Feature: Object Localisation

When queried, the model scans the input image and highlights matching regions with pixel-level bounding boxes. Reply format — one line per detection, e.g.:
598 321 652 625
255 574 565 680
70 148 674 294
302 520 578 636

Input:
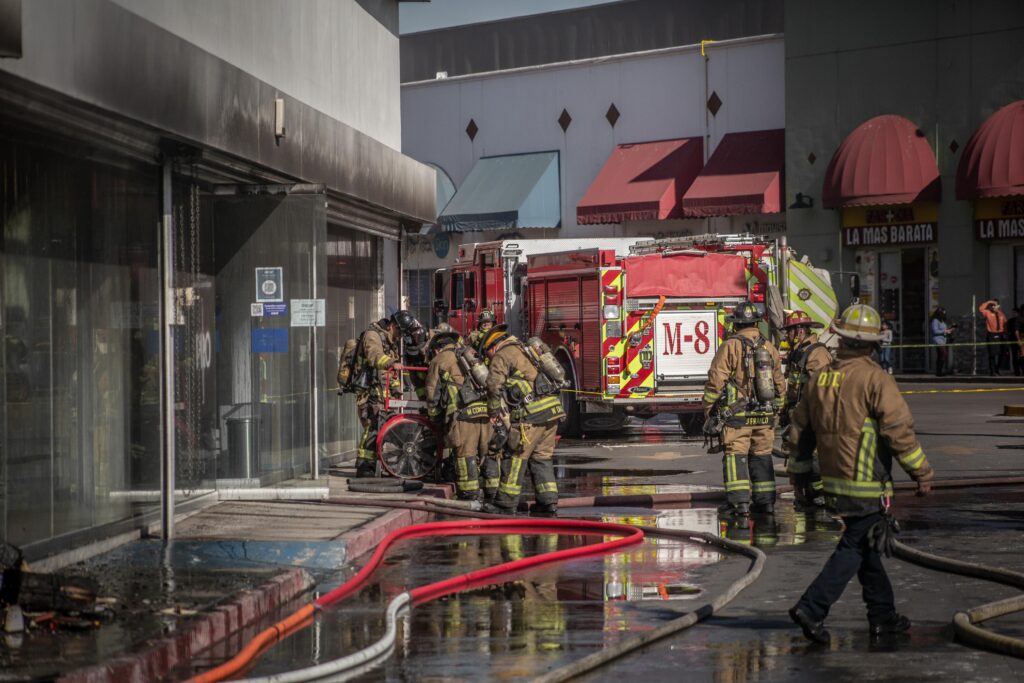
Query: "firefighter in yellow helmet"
781 310 833 510
424 327 493 501
788 303 934 644
702 301 786 516
479 325 565 516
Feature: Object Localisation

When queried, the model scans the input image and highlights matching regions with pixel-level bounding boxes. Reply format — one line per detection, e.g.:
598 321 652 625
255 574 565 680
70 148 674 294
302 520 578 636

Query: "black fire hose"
891 539 1024 658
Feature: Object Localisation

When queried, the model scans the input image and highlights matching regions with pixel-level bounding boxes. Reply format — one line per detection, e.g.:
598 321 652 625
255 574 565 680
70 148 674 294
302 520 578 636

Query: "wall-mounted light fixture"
789 192 814 209
274 97 286 143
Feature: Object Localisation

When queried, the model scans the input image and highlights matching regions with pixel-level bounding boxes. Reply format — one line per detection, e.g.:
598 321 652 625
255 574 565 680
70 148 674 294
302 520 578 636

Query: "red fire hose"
187 518 644 682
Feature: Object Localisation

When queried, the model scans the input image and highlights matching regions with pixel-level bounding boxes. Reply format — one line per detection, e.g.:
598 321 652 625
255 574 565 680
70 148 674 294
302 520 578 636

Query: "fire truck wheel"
580 411 629 434
678 413 706 436
557 356 582 438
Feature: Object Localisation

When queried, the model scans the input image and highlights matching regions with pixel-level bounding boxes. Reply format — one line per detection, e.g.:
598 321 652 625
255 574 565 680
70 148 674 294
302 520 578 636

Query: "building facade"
784 0 1024 371
400 2 787 313
0 0 434 557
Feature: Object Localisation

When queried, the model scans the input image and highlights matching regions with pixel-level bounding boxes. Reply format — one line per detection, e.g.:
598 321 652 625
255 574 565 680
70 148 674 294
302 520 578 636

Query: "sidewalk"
4 473 453 683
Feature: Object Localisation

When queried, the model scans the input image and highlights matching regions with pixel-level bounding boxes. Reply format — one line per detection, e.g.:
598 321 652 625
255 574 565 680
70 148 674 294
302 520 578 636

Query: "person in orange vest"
979 299 1008 375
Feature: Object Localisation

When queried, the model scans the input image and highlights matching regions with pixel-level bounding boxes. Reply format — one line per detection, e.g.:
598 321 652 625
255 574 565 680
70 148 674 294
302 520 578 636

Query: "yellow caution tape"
899 386 1024 396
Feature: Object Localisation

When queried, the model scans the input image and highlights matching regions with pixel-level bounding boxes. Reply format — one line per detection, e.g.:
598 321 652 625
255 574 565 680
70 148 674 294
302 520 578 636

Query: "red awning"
576 138 703 224
680 129 784 217
823 115 941 208
956 101 1024 199
623 251 748 299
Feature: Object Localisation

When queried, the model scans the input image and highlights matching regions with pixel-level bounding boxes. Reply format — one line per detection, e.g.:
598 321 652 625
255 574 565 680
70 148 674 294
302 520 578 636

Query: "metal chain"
182 181 202 487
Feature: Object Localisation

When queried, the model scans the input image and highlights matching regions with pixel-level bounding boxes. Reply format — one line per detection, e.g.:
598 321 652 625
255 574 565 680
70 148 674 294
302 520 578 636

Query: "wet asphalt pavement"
3 382 1023 681
235 384 1024 682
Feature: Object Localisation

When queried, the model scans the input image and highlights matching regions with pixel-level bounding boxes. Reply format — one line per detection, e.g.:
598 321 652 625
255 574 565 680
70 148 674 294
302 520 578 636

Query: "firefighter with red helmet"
781 310 833 509
702 301 786 516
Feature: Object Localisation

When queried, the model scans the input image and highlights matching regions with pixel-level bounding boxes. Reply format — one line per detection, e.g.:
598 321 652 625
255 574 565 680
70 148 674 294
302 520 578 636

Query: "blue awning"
439 152 561 232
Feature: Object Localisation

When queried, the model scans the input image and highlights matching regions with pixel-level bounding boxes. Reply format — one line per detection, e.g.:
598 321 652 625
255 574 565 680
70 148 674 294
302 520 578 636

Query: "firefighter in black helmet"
352 310 421 478
702 301 786 516
468 309 497 351
479 325 565 516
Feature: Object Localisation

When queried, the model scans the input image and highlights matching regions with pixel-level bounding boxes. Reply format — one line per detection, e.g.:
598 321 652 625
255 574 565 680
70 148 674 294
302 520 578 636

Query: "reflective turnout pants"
722 424 776 506
796 512 895 624
450 418 494 499
356 402 385 474
494 421 559 510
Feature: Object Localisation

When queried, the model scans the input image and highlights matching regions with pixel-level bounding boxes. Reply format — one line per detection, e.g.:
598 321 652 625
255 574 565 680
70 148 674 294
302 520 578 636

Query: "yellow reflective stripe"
787 458 813 474
811 480 824 491
462 404 489 417
752 482 777 492
483 478 500 488
822 476 892 498
356 449 376 461
536 482 558 493
856 418 878 482
725 480 751 491
703 390 720 403
898 446 926 470
457 480 480 491
526 395 563 414
376 354 392 368
499 458 524 495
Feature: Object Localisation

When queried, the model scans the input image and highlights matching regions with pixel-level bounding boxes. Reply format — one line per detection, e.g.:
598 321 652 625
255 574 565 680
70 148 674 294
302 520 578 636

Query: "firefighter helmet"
781 310 824 330
427 329 460 357
478 323 511 355
478 310 496 325
728 301 761 326
832 304 883 342
391 309 419 333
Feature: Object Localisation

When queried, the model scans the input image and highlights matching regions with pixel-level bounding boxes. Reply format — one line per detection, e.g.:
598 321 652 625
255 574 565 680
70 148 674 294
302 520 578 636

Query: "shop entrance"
170 179 327 493
878 248 927 372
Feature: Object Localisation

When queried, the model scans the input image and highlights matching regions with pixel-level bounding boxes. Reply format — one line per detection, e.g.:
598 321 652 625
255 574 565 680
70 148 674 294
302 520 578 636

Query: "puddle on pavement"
239 531 728 681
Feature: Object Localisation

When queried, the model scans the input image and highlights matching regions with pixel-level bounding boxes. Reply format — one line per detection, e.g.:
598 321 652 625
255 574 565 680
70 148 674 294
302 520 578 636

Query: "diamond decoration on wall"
706 91 722 116
465 119 478 141
949 139 959 153
606 103 620 127
807 152 817 165
558 108 572 132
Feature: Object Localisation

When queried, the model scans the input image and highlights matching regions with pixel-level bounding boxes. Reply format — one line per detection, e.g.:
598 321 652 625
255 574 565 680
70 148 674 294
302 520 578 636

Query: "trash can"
225 416 255 479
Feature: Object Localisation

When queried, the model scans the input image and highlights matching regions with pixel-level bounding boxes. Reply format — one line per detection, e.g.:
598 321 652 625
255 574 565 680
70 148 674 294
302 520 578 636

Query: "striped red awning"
956 100 1024 199
823 115 941 208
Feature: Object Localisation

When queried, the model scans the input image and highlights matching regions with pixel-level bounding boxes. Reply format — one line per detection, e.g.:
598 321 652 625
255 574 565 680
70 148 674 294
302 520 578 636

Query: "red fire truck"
434 234 835 436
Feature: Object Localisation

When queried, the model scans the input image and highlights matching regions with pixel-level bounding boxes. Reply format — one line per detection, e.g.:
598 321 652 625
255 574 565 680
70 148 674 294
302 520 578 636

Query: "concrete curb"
57 568 314 683
337 483 455 561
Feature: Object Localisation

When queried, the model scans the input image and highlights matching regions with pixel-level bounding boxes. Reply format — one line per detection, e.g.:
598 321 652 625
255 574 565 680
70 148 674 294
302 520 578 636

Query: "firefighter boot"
721 453 752 515
454 456 482 502
485 456 527 515
528 458 559 517
748 453 777 514
479 455 501 503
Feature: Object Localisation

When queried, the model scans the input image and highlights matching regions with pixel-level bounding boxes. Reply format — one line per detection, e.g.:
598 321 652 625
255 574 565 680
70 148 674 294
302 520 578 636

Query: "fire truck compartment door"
653 310 718 384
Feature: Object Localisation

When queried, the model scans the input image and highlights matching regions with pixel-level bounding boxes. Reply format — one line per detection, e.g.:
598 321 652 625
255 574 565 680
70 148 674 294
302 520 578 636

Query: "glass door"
170 179 327 495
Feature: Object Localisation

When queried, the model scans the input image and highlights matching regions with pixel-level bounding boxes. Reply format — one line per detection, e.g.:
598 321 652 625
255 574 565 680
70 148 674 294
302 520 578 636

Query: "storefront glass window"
170 179 329 492
324 227 380 457
1 136 161 546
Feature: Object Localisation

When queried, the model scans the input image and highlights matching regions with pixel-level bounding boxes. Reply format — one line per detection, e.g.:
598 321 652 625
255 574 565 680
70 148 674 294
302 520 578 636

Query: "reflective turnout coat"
789 348 934 516
485 338 564 425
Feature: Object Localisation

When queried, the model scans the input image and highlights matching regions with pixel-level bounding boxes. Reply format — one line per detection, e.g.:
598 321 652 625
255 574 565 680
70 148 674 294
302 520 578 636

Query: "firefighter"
480 325 565 516
353 310 420 478
424 328 493 500
467 309 497 351
702 300 786 516
781 310 833 509
788 304 934 644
